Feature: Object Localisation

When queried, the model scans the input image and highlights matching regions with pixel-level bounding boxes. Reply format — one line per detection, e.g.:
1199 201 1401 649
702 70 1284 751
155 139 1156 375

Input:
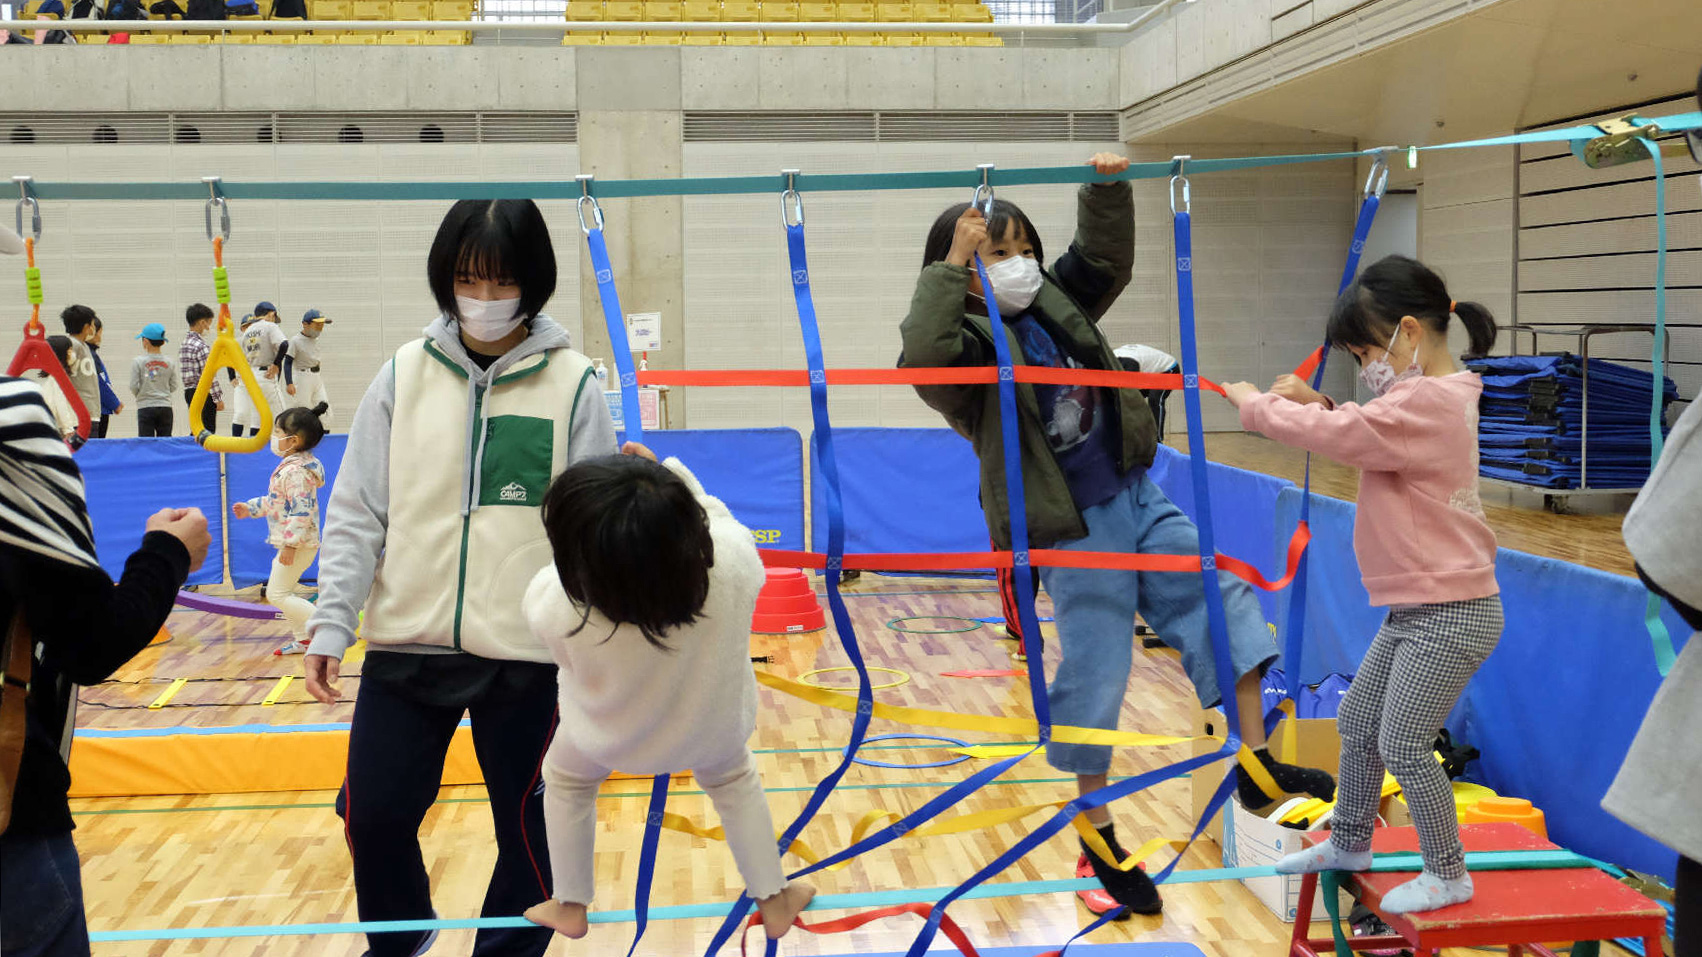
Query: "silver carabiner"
1362 149 1393 200
1169 155 1191 214
971 163 995 215
780 168 804 228
14 175 40 242
202 176 230 242
576 174 604 235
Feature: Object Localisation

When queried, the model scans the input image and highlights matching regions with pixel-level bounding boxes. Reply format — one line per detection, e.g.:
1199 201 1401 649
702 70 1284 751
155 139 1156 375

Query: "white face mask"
270 433 295 458
455 295 525 342
1358 325 1423 397
982 256 1043 316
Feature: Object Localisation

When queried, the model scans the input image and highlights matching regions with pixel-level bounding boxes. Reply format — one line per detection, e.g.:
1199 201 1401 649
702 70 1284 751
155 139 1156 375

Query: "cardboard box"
1189 708 1342 846
1221 792 1358 921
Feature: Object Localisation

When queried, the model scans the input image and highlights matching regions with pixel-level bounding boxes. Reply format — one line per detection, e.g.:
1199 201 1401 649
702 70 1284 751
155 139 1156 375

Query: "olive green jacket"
898 181 1154 549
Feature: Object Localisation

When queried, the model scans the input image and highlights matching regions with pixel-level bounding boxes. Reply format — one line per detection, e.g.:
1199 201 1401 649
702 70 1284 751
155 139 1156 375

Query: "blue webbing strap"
626 773 670 957
1280 174 1385 715
582 219 645 444
701 193 880 956
1631 135 1678 676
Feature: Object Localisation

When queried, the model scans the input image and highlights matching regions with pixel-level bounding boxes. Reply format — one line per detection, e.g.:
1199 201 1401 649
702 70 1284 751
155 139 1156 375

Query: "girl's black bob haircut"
921 199 1045 271
427 199 557 327
1326 254 1497 360
541 455 716 651
275 402 331 452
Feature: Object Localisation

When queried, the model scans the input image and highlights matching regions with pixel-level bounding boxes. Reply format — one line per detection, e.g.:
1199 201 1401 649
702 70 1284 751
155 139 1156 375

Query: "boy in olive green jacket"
899 153 1334 917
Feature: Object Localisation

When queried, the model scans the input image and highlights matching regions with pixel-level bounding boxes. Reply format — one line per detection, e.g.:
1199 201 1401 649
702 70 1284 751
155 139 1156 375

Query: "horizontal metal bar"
0 15 1122 32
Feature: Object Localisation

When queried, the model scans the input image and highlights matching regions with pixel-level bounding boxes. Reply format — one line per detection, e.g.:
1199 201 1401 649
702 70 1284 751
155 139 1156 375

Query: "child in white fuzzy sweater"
522 442 814 942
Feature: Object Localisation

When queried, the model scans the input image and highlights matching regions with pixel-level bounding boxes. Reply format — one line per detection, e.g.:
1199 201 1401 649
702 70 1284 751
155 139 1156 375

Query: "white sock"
1380 872 1473 914
1274 839 1373 875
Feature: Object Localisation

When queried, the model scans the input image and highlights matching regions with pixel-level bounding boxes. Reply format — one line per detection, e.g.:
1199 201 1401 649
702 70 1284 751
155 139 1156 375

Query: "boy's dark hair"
426 199 557 328
186 303 215 327
60 304 97 336
540 455 715 650
921 199 1045 272
1327 255 1497 360
275 402 330 451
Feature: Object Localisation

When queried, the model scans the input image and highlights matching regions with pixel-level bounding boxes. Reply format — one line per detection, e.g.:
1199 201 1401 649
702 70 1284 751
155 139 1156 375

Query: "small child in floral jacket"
233 401 330 655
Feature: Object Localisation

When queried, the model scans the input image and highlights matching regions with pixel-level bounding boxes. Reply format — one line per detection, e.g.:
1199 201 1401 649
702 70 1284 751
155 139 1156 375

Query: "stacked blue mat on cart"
1466 354 1678 489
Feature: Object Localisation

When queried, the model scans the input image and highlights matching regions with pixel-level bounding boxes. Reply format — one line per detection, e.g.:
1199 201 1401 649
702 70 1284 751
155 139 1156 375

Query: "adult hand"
1270 374 1327 407
286 384 297 396
265 366 278 381
146 507 211 572
622 441 658 462
305 654 341 704
1088 152 1131 176
1220 381 1261 409
116 404 125 414
232 502 250 519
215 400 226 412
945 206 988 268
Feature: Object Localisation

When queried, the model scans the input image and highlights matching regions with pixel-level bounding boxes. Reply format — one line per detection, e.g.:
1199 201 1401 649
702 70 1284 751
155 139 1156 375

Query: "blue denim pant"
0 829 90 957
1040 475 1278 775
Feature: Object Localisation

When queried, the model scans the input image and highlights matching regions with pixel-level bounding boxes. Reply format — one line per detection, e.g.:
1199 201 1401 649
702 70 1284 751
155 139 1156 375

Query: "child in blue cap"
130 322 181 437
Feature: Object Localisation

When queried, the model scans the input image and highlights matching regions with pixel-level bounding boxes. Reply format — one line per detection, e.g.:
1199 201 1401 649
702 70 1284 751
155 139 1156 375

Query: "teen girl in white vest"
304 199 617 957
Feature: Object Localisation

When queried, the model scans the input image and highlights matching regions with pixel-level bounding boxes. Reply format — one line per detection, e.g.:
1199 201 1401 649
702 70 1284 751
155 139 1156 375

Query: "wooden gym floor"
68 433 1638 956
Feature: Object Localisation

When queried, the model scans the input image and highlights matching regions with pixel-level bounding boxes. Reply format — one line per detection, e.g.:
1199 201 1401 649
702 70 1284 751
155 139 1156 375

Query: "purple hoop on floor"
846 733 972 770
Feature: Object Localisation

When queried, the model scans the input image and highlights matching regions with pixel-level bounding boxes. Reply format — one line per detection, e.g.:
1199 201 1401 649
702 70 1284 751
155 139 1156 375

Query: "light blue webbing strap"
1629 134 1677 676
577 180 645 445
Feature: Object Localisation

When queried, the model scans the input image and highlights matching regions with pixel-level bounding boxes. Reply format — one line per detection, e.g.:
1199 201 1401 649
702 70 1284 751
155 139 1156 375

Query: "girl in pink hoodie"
1221 255 1502 914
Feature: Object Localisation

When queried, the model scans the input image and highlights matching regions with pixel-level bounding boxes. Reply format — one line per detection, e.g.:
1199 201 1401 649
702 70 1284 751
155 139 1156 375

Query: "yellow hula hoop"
796 666 910 691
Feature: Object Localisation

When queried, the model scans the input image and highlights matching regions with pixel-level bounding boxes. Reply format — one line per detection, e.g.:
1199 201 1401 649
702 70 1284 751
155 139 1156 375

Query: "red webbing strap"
756 521 1310 593
739 904 981 957
638 366 1225 394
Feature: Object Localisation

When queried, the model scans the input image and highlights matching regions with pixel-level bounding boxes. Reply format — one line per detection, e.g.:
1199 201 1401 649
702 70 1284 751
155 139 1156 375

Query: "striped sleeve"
0 376 100 569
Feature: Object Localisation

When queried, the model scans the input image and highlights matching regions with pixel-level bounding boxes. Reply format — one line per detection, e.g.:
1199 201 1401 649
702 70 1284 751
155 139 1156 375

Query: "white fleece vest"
363 338 596 662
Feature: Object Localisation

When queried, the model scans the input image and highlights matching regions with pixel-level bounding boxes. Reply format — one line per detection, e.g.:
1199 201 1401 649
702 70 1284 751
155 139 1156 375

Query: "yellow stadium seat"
127 32 168 42
336 30 378 40
642 30 682 41
759 1 796 18
797 1 832 19
169 33 214 42
763 29 803 42
351 0 389 17
874 2 909 19
839 29 879 42
565 0 604 18
799 29 839 43
679 0 717 18
602 27 645 40
720 0 758 18
391 0 430 17
835 1 871 18
720 28 759 42
309 0 351 16
642 0 679 18
950 2 989 19
884 30 923 43
262 33 298 42
560 29 602 42
429 0 472 17
680 29 721 42
603 0 642 18
422 27 467 39
930 31 963 43
380 29 420 40
220 33 256 41
960 29 998 44
912 0 948 17
294 32 335 41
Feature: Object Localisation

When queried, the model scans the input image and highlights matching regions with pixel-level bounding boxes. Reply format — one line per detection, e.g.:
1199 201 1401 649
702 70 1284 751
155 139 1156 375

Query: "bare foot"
524 899 589 939
757 882 816 940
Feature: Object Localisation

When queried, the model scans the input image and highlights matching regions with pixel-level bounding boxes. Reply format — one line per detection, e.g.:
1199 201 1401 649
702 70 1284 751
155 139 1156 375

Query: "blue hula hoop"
846 733 972 770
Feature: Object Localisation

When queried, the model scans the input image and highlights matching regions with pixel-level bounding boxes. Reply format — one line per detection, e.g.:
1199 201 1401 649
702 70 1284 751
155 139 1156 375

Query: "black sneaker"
1079 838 1163 916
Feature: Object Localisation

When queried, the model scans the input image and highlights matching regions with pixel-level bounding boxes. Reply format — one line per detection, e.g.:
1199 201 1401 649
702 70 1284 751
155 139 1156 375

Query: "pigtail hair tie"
1449 300 1458 313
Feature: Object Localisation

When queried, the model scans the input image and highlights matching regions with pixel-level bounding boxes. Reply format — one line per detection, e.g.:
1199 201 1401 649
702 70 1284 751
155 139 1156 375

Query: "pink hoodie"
1239 373 1498 607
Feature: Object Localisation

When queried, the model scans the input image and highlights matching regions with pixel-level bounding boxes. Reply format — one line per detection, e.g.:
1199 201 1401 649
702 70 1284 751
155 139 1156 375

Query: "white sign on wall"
626 312 662 353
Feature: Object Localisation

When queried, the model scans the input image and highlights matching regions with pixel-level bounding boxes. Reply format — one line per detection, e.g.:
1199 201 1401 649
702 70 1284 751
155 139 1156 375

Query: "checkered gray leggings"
1330 596 1504 879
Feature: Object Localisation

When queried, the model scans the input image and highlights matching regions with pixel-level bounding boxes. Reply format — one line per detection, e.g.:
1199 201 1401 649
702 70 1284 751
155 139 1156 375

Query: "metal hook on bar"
1169 155 1191 214
14 175 40 243
780 168 804 228
202 176 230 243
1362 147 1395 200
971 163 995 215
576 173 604 235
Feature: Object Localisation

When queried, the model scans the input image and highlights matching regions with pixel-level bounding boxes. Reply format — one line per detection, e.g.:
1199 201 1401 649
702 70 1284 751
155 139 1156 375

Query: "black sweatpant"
1680 855 1700 957
136 407 172 438
338 661 558 957
183 388 216 436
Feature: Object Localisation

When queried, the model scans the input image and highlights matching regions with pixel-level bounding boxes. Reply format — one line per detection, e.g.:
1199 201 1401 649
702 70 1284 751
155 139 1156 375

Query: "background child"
180 303 224 437
232 302 289 437
57 304 103 426
88 316 122 439
283 308 333 425
898 153 1334 918
232 402 329 656
1223 254 1503 914
27 335 86 447
522 443 814 942
129 322 180 438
